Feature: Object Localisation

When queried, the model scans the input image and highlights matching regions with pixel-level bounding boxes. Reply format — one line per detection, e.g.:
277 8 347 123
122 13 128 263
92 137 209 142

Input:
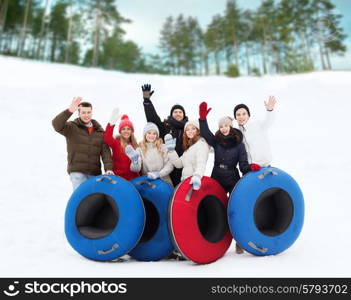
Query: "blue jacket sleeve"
199 119 216 147
143 100 167 139
238 143 250 175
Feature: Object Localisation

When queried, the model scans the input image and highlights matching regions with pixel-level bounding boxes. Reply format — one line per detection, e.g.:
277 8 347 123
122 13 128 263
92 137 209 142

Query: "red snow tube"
169 176 232 264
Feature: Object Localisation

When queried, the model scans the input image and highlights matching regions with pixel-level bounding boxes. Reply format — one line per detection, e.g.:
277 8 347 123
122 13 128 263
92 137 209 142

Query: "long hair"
182 129 201 151
139 136 165 157
114 133 139 149
214 127 242 145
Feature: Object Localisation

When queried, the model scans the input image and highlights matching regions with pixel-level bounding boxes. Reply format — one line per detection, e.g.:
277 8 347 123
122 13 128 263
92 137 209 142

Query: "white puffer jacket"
238 110 275 167
168 137 210 181
135 143 174 186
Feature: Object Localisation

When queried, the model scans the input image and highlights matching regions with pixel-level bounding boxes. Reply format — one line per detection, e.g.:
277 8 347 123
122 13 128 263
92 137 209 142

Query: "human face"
235 108 249 126
145 130 158 143
120 126 132 140
185 125 198 139
78 106 92 124
172 109 184 122
220 124 231 136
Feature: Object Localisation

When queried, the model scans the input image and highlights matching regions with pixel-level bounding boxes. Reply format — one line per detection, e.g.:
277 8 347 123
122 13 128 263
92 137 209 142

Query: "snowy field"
0 55 350 277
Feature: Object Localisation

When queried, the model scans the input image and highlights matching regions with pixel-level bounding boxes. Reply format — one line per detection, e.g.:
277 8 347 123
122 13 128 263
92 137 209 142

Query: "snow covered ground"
0 55 350 277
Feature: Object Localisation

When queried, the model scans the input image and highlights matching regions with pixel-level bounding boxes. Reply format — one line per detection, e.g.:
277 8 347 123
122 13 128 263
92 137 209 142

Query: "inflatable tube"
65 175 145 261
128 176 174 261
228 167 304 256
169 176 232 264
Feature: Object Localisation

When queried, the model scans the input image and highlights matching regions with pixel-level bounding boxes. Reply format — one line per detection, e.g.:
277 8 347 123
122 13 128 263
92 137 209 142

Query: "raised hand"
264 96 277 111
68 96 82 113
141 84 154 101
125 145 140 165
199 101 212 120
164 134 176 152
109 107 121 125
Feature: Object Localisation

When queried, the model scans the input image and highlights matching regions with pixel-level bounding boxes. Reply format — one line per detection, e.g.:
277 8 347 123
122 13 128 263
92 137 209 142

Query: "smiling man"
52 97 113 190
233 96 277 169
141 84 188 186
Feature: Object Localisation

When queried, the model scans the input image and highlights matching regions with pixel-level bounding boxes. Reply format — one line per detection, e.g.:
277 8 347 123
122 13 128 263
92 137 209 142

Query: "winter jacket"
237 110 275 167
52 109 113 175
133 143 174 186
104 123 140 181
199 119 250 192
143 100 188 185
168 137 210 181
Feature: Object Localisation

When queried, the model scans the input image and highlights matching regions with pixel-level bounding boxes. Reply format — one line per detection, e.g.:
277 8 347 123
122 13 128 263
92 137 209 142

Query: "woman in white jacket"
233 96 277 169
165 120 210 190
125 122 174 186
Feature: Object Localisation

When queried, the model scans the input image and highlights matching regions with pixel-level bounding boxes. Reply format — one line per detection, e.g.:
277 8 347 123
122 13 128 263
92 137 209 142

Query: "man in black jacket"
142 84 188 187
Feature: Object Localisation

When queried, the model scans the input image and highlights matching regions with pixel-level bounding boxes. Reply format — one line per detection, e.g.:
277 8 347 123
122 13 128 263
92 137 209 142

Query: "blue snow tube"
65 175 145 261
228 167 304 256
128 176 174 261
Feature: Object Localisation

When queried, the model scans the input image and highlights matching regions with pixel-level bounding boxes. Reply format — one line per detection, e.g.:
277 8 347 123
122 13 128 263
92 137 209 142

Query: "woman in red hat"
104 108 140 180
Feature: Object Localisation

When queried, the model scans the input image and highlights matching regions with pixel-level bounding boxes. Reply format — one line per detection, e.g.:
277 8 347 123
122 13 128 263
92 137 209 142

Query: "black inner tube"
75 193 118 239
197 195 228 243
254 188 294 237
139 198 160 243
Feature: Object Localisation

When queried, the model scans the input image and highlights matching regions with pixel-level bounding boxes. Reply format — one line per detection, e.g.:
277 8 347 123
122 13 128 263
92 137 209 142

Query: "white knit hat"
218 116 233 127
184 120 200 131
143 122 159 137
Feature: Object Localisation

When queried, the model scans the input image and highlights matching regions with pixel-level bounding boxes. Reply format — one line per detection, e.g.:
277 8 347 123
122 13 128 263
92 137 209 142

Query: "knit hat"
233 104 250 119
143 122 159 137
218 116 233 127
170 104 186 118
184 119 200 131
118 114 134 132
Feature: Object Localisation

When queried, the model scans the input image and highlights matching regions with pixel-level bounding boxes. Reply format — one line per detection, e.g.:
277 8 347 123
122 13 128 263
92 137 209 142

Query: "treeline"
0 0 164 73
159 0 347 76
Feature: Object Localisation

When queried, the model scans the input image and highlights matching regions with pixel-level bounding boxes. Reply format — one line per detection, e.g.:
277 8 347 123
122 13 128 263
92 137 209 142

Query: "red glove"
250 163 261 171
199 102 212 120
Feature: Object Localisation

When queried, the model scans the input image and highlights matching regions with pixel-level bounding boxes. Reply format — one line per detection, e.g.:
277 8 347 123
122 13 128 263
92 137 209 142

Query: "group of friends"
52 84 277 256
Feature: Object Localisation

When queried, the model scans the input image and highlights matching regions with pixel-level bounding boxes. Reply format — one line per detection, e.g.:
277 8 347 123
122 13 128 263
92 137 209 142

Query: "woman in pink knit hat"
104 108 140 180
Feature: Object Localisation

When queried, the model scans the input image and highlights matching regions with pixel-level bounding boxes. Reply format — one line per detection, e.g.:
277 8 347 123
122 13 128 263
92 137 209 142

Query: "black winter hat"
233 104 250 119
170 104 186 117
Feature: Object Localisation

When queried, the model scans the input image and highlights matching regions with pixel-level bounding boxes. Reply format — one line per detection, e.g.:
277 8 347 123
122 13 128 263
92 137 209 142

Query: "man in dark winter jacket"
52 97 114 190
142 84 188 187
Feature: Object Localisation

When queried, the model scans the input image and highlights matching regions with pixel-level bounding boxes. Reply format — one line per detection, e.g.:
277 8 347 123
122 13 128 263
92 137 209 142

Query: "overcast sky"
118 0 351 70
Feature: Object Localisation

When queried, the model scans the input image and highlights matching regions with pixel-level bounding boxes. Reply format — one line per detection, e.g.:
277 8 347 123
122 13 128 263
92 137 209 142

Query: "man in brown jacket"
52 97 114 190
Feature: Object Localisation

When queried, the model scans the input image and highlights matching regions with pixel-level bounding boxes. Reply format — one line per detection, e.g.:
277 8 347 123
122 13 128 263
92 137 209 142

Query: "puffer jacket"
237 110 275 166
168 137 210 181
52 109 113 175
199 119 250 192
134 143 174 186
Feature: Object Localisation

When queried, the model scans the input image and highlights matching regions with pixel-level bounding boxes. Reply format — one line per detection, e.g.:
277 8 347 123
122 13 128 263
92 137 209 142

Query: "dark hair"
78 102 92 109
214 127 242 145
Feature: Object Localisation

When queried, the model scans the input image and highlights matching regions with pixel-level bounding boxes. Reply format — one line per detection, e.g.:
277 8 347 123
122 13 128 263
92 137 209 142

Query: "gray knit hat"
218 116 233 127
184 119 200 131
143 122 159 137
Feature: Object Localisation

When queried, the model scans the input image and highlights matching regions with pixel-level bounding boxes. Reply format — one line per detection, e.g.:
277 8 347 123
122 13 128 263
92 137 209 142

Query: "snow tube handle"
258 169 278 180
135 180 156 189
97 243 119 255
96 175 117 184
248 241 268 254
185 186 194 201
